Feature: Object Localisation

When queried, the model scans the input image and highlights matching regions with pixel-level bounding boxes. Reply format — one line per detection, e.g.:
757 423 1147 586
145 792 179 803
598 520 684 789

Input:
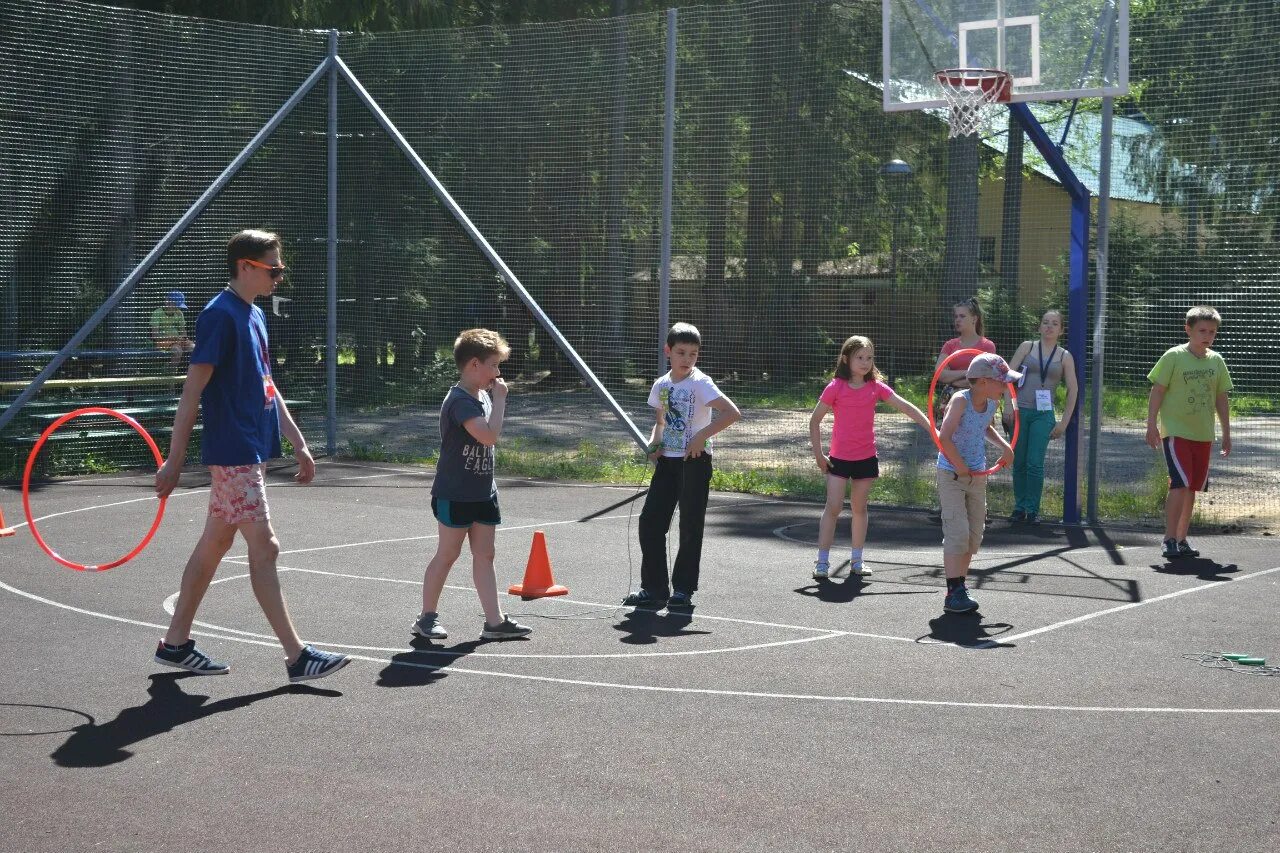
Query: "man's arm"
275 393 315 484
155 363 213 497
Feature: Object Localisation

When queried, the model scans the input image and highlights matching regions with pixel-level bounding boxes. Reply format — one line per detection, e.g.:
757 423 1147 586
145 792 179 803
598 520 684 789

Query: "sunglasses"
243 258 287 279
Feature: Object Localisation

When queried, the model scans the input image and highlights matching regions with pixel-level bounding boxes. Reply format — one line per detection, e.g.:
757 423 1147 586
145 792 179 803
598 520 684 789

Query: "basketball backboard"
882 0 1128 111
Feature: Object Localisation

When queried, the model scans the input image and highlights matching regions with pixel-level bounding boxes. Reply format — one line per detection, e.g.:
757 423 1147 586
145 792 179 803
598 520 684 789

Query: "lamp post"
879 159 913 384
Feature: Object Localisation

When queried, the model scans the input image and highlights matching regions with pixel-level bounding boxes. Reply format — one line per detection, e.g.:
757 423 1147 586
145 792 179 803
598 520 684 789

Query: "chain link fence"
1 0 1275 529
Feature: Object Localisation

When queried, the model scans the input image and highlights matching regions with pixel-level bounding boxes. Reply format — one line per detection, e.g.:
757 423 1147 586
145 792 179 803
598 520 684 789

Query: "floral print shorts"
208 464 270 524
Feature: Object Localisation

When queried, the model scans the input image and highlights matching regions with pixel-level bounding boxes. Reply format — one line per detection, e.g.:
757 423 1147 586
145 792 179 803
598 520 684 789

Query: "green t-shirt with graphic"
151 307 186 340
1147 344 1233 441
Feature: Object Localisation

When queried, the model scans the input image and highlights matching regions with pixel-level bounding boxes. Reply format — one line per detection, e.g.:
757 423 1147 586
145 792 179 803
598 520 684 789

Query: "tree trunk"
941 133 981 336
1000 114 1024 303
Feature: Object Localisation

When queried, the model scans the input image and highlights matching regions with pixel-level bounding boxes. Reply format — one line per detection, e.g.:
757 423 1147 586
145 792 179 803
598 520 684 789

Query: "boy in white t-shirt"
624 323 741 612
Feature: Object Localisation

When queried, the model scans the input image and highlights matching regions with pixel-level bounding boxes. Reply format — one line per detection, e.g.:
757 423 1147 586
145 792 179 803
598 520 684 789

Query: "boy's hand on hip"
489 378 508 401
684 436 706 458
295 447 316 484
1144 425 1161 450
155 458 181 498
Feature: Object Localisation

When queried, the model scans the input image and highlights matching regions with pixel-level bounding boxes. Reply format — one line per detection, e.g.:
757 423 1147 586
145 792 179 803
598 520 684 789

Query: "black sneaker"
667 591 695 612
154 639 229 675
1161 538 1181 560
622 589 668 609
1008 510 1026 523
287 645 350 683
1024 512 1040 526
1177 539 1200 558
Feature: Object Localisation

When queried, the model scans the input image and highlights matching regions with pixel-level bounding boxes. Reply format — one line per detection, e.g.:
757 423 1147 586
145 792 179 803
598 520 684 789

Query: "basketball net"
935 68 1013 138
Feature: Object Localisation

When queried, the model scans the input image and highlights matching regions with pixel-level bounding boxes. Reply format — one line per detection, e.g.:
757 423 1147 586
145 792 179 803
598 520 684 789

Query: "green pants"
1012 407 1056 515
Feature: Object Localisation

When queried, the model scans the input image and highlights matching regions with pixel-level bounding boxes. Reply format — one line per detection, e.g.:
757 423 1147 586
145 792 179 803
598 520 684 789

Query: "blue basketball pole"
1008 103 1089 525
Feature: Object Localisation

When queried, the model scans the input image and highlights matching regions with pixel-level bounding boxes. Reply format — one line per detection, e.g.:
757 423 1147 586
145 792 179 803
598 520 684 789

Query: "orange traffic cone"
0 504 15 538
508 531 568 599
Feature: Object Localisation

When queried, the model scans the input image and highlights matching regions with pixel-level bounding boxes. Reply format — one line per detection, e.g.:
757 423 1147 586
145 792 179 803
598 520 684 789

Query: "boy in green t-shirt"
151 290 194 369
1145 306 1233 560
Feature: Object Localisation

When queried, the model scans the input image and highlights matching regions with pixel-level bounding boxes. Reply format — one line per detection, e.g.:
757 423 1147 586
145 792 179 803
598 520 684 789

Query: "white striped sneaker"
154 639 229 675
287 645 350 683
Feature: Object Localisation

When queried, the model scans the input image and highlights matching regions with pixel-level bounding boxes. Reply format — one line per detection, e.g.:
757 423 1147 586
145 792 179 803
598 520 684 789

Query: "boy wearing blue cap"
151 290 194 369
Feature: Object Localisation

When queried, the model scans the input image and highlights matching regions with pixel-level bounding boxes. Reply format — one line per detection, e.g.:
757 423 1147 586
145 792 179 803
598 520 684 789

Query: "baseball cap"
166 290 187 309
965 352 1023 383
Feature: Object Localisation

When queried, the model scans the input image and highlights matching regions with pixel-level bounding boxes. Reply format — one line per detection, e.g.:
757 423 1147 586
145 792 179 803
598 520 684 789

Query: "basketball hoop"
935 68 1013 138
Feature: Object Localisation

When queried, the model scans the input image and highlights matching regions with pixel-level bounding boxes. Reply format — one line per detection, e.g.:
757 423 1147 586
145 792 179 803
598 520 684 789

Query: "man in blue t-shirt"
152 230 349 683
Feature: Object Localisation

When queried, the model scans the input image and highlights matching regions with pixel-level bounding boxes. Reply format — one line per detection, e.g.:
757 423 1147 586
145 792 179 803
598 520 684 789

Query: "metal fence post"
1088 96 1114 523
658 8 676 375
326 29 339 457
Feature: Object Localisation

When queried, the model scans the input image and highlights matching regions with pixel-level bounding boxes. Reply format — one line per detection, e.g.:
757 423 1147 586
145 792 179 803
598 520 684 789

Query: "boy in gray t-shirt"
414 329 532 642
433 385 497 503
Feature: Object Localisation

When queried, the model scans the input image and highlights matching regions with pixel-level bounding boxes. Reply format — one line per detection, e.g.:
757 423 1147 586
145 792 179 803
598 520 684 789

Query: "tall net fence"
1 0 1276 529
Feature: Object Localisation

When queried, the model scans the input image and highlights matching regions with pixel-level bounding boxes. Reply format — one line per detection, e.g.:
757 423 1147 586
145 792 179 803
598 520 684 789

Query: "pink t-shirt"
939 337 997 373
819 378 893 462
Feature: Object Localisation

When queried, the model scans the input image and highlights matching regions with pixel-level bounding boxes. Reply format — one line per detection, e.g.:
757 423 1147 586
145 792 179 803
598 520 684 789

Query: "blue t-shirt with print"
190 288 282 466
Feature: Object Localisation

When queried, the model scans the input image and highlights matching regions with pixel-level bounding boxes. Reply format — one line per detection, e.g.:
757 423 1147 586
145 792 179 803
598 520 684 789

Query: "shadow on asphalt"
612 608 711 645
50 673 339 767
919 613 1015 648
1152 558 1239 582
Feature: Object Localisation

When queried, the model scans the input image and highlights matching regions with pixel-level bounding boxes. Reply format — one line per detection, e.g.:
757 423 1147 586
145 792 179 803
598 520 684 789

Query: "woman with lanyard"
1002 309 1079 524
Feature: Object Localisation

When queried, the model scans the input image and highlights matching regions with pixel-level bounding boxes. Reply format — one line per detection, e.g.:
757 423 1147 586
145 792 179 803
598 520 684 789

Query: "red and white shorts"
208 464 270 524
1162 437 1211 492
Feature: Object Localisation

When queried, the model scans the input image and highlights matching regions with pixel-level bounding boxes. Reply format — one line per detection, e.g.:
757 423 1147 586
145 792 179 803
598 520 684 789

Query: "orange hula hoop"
928 348 1019 476
22 407 167 572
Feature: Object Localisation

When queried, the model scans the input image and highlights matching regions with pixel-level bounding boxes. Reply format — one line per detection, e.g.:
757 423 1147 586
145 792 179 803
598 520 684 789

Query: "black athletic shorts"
827 455 880 480
431 495 501 528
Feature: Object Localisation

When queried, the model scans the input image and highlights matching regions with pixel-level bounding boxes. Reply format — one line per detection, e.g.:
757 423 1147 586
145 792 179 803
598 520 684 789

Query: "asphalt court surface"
2 459 1278 852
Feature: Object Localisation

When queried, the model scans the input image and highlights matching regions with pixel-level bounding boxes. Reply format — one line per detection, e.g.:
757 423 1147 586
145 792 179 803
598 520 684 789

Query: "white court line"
228 496 787 559
978 565 1280 648
0 468 412 532
193 563 913 654
1 577 1276 715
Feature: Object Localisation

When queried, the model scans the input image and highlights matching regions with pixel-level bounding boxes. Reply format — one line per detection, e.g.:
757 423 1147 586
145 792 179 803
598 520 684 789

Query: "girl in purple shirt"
808 336 934 580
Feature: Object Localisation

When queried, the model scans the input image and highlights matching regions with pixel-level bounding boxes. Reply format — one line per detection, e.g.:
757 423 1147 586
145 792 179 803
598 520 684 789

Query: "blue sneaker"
287 645 350 683
154 639 229 675
667 591 694 612
943 586 979 614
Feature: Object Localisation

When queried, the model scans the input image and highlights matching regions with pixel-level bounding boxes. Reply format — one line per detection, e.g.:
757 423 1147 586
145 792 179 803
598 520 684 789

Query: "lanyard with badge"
1034 341 1057 412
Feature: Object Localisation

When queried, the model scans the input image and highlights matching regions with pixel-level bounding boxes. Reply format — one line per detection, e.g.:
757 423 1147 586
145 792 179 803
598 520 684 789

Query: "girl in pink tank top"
808 336 935 580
